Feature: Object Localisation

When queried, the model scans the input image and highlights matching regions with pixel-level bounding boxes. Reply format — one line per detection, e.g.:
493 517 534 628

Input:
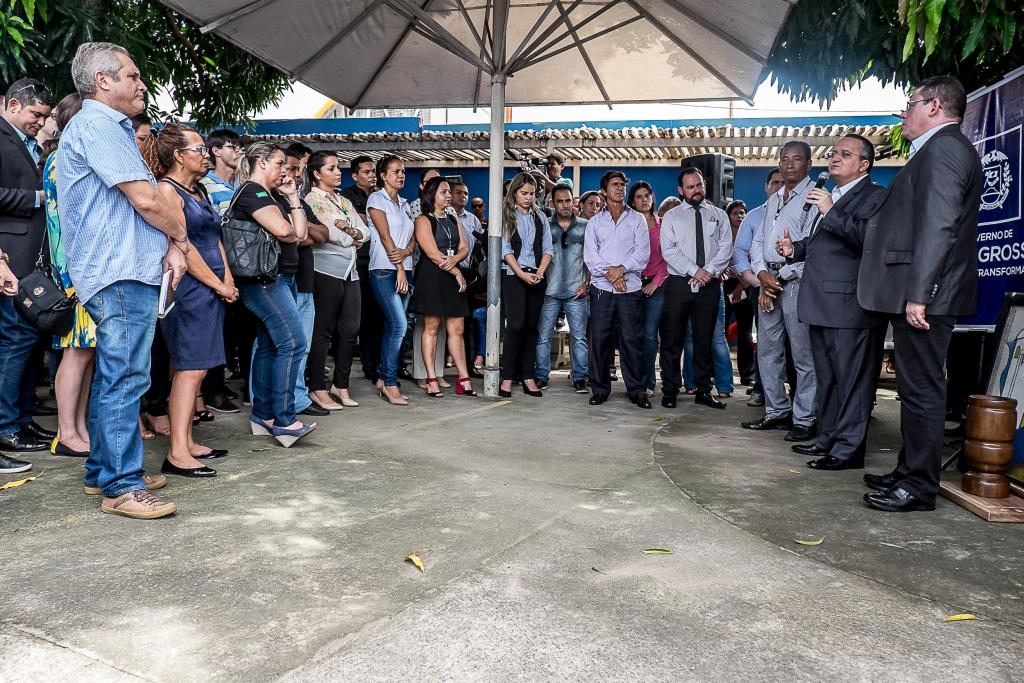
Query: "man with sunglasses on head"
857 76 982 513
776 134 886 472
535 185 590 393
0 78 56 472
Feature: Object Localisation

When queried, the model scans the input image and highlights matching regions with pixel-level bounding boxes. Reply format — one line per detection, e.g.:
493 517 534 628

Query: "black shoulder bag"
221 181 281 283
15 230 78 336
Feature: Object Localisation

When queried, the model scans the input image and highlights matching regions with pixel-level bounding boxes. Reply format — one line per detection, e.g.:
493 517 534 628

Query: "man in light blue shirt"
57 42 187 519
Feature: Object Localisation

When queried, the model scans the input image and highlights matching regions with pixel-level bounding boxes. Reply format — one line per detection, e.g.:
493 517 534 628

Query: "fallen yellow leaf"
788 469 802 475
405 552 425 572
0 475 38 490
642 548 673 554
793 538 824 546
944 613 976 622
653 416 663 421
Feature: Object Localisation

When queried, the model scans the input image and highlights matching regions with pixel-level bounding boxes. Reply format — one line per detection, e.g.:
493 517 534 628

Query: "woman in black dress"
408 176 476 397
149 123 239 477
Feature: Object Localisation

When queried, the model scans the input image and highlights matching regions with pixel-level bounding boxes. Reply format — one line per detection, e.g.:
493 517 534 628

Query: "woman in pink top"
628 181 668 395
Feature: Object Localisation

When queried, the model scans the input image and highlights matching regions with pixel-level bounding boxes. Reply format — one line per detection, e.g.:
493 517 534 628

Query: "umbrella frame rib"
291 0 387 79
551 0 614 109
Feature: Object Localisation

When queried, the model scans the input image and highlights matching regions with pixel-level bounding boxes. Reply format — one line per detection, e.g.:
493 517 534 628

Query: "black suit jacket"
0 116 45 277
791 176 886 328
857 125 982 316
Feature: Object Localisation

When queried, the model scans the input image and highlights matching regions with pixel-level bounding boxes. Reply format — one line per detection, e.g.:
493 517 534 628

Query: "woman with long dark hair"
147 123 238 475
499 172 552 398
628 180 667 396
234 142 317 447
366 154 417 405
409 176 476 397
303 151 368 410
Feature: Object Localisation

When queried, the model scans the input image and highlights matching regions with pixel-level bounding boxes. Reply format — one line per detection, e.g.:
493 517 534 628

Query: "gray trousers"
756 279 817 425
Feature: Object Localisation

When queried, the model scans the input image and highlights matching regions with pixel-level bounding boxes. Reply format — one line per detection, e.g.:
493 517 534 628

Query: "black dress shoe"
0 453 32 473
863 486 935 512
791 443 829 456
0 431 49 452
161 459 217 478
694 392 726 409
51 440 89 458
535 379 550 390
468 367 484 379
740 415 792 431
863 471 901 492
589 394 607 405
300 404 330 417
397 365 415 381
206 393 241 413
195 449 229 460
784 424 817 442
634 394 652 409
661 395 677 409
21 420 57 441
807 455 864 471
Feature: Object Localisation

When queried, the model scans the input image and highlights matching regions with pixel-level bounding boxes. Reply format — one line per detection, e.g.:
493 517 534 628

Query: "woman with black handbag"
231 142 316 447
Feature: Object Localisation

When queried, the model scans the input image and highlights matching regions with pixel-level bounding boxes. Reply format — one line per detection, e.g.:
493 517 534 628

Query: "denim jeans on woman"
641 287 665 391
82 281 158 497
369 269 410 386
683 286 734 394
240 273 306 426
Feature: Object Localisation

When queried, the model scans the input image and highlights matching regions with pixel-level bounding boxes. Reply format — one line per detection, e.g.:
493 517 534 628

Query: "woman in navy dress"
148 123 239 478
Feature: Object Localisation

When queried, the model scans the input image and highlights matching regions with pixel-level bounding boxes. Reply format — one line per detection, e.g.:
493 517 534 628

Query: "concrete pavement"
1 374 1021 681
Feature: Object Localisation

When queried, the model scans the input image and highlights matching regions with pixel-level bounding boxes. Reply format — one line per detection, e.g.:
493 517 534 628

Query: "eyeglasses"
824 150 868 160
902 97 935 113
179 145 209 156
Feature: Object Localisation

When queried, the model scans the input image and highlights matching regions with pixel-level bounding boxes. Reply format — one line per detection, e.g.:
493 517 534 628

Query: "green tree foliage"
0 0 291 129
768 0 1023 106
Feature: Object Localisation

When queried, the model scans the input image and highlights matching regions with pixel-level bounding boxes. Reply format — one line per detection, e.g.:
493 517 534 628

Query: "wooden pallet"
939 480 1024 522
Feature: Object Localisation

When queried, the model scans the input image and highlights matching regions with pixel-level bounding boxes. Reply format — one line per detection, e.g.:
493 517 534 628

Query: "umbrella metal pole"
484 74 506 397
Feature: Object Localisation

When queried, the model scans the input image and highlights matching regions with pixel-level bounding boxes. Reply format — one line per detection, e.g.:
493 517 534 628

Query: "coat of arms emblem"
980 149 1013 211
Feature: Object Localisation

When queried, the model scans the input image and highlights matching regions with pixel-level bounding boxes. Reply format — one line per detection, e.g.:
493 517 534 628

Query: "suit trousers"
501 274 545 382
891 315 954 504
809 324 884 461
588 287 644 399
756 279 816 426
660 276 719 396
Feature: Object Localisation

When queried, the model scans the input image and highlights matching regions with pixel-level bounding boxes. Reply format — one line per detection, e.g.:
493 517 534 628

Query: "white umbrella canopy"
161 0 796 394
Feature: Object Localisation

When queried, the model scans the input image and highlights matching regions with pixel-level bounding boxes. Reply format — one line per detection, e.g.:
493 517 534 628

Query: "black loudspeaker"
681 153 735 208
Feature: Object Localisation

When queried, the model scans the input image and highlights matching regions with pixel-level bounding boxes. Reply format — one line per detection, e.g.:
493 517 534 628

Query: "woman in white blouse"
366 154 417 405
303 151 370 410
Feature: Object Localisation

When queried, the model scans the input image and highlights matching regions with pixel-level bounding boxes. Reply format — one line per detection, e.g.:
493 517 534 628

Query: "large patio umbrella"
161 0 796 395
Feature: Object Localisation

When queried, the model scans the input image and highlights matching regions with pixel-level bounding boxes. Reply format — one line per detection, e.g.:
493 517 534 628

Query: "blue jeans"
369 269 410 385
241 274 305 426
0 296 40 437
535 296 589 382
642 287 665 391
292 291 314 412
82 281 158 497
683 287 734 393
472 306 487 358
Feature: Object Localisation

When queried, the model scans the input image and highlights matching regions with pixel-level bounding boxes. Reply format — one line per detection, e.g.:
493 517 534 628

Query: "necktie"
694 207 705 267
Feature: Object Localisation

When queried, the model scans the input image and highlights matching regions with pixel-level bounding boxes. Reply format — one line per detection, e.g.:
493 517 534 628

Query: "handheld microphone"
802 172 830 212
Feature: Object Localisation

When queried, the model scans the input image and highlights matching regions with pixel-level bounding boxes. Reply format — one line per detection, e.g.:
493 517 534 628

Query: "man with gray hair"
57 42 187 519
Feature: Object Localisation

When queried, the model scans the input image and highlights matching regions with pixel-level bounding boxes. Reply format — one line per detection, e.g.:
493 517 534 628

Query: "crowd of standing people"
0 41 981 519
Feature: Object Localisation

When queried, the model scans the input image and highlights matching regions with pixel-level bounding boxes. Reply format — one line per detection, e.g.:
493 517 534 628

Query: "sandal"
455 377 477 397
194 410 214 423
424 377 444 398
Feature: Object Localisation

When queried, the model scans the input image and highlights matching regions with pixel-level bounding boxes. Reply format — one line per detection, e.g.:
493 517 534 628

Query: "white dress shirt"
659 201 733 278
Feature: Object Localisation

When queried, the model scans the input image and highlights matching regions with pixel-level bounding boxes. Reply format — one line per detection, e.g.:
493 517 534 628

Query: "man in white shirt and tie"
659 167 733 410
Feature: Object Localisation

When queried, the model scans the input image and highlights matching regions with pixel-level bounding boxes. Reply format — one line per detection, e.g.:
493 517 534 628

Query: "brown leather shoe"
84 473 167 496
100 489 176 519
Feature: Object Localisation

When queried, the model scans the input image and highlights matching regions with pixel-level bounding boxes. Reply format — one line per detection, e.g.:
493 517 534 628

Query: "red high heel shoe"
424 377 444 398
455 377 477 397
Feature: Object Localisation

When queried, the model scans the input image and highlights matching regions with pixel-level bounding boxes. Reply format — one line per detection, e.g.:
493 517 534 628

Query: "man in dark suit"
857 76 982 512
777 134 887 471
0 78 55 467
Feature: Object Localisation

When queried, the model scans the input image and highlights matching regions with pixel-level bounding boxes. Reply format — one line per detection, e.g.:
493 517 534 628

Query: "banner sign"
962 68 1024 326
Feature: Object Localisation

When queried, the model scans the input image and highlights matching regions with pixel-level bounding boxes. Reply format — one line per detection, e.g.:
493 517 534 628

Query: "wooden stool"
963 394 1018 498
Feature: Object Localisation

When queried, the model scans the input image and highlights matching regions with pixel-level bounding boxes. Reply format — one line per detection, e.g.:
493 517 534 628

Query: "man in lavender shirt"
583 170 651 408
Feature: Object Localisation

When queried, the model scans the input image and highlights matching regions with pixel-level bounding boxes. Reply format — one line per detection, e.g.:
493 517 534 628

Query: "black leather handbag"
14 234 77 336
221 181 280 282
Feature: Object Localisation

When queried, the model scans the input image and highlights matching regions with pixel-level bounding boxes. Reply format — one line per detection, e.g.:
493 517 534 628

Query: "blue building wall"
401 164 898 209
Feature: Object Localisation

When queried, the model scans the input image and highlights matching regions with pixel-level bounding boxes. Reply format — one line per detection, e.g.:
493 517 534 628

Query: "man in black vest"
777 134 886 471
0 78 56 469
858 76 982 512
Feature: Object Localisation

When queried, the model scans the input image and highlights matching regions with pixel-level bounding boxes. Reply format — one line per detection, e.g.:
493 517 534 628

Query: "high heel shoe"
455 377 477 397
270 422 317 448
250 416 272 435
379 384 409 406
498 385 513 398
424 377 444 398
521 382 543 397
329 386 358 407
